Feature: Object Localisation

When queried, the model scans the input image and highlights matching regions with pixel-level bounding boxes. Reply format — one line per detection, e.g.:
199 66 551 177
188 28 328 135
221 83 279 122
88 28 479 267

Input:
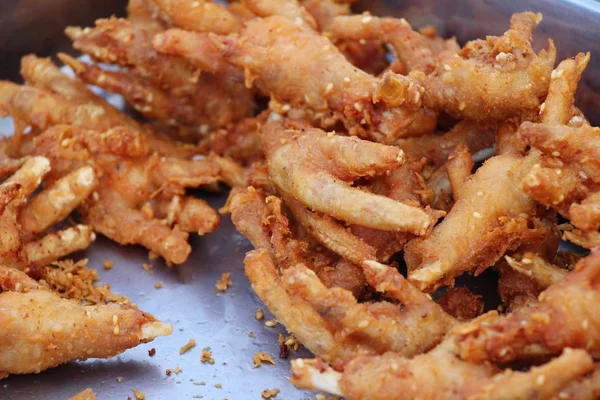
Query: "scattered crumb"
132 388 145 400
265 319 277 327
142 263 153 275
201 347 215 364
180 338 196 355
69 388 96 400
278 333 300 359
215 272 232 292
192 396 203 399
255 309 264 320
116 377 124 383
253 351 276 368
148 348 156 357
148 251 159 261
235 246 242 253
261 388 280 399
154 281 163 289
103 260 113 270
215 383 222 389
166 366 183 376
36 259 129 305
249 331 256 338
200 381 206 386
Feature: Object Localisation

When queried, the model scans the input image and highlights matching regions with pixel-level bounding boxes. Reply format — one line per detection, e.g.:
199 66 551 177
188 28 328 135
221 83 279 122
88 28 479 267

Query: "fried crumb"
142 263 153 275
165 366 183 376
253 351 276 368
215 383 222 389
116 377 124 383
265 319 277 327
261 388 280 399
255 308 264 320
235 246 242 253
154 281 163 289
215 272 232 292
148 348 156 357
180 338 196 355
278 333 300 358
103 260 113 270
201 347 215 364
132 388 145 400
249 331 256 338
37 259 128 305
148 251 159 261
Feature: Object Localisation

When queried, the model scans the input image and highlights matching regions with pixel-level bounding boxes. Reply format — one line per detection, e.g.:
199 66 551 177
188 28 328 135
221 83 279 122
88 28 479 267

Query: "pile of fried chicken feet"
2 0 600 398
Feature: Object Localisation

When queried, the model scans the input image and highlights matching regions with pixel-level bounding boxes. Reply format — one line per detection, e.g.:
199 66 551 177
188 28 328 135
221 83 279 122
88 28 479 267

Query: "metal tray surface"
2 0 600 399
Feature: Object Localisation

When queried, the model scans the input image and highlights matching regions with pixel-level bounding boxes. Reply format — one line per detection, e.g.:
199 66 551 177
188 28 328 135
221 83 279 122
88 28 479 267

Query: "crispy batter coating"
211 16 427 143
263 119 437 236
0 267 171 378
31 125 220 264
458 249 600 364
410 12 556 121
406 154 543 291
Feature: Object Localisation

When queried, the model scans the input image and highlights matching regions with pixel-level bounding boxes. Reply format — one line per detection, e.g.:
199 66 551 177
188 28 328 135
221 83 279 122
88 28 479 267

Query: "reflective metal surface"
2 0 600 399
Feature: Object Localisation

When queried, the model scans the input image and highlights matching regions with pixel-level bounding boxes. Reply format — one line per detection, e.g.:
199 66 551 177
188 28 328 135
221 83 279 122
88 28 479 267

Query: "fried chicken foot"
410 12 556 121
505 252 567 289
458 249 600 364
0 267 171 377
263 120 436 235
229 187 365 294
211 15 426 143
244 250 455 369
405 153 541 291
291 344 591 400
32 125 220 264
150 0 242 34
0 157 96 270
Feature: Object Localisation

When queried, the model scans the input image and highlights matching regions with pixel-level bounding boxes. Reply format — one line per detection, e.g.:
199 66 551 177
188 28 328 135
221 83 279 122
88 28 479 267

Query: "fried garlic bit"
410 12 556 121
253 350 276 368
0 266 171 378
211 15 427 143
31 125 220 264
244 250 455 370
0 156 96 270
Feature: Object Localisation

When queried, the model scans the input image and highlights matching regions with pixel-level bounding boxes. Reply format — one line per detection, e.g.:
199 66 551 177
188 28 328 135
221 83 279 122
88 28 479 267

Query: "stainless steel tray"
2 0 600 399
